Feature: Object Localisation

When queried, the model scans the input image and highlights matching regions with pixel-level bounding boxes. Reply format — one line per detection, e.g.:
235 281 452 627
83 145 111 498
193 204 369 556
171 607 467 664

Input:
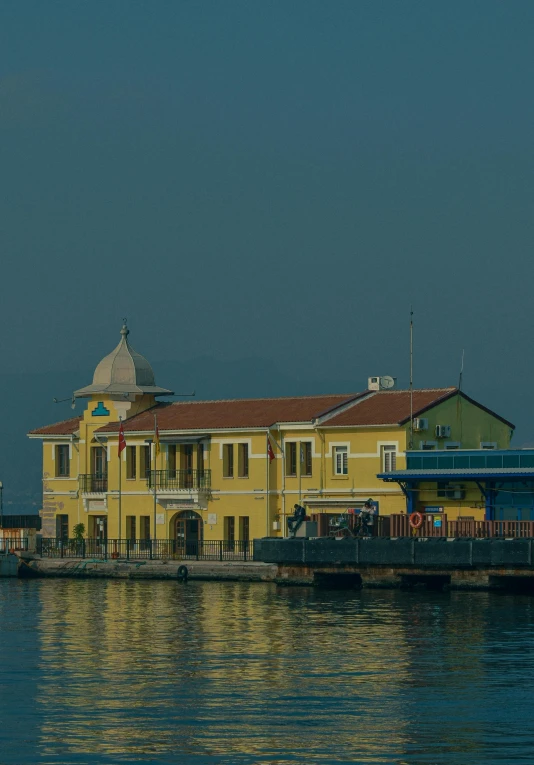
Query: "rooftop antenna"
458 348 465 392
457 349 465 441
409 306 414 450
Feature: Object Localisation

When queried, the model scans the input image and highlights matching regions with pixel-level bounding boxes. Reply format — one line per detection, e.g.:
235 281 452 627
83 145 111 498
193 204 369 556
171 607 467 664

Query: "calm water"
1 580 534 765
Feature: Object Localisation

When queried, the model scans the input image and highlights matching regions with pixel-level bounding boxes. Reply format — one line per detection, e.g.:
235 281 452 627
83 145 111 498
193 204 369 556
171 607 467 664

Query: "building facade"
379 448 534 521
28 325 514 542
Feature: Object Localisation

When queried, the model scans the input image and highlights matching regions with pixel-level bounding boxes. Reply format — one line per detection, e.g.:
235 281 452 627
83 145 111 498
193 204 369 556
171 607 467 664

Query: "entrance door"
175 511 203 555
94 516 107 543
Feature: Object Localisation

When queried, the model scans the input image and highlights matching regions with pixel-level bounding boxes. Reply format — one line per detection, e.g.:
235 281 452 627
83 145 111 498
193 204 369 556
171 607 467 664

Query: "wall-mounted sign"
88 501 106 512
156 514 165 525
207 513 217 525
424 506 444 513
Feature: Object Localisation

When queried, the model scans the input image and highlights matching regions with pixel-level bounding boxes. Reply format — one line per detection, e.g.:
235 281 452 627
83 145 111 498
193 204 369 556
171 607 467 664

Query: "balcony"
79 474 108 494
146 469 211 492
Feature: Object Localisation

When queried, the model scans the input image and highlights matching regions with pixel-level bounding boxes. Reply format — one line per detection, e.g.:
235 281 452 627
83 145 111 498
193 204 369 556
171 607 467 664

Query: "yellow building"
28 325 514 542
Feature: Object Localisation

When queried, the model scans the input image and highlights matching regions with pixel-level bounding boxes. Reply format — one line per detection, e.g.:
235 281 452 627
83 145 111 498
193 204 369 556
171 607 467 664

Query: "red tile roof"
28 388 515 436
96 393 364 433
323 388 457 426
28 416 82 436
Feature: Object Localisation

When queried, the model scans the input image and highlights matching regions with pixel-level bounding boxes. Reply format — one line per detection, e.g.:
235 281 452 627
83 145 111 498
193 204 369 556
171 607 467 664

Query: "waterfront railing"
0 537 28 553
389 514 534 539
37 538 254 561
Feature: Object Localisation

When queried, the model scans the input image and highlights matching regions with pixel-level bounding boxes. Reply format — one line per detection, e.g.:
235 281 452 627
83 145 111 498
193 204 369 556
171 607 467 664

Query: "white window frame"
444 442 461 450
480 442 497 450
333 445 348 476
381 445 397 472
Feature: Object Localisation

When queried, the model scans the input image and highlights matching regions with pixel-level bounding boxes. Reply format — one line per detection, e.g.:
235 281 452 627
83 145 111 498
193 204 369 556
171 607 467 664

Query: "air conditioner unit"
435 425 451 438
413 417 428 432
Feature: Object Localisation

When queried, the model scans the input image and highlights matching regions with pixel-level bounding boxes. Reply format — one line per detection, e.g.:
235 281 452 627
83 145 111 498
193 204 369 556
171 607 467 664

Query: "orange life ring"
409 511 424 529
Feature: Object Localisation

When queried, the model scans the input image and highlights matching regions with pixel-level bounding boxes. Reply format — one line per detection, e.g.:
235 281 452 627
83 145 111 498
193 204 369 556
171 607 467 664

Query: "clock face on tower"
380 376 395 389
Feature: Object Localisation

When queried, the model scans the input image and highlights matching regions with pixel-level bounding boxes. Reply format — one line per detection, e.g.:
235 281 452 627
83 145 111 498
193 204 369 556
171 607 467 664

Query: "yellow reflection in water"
36 580 423 762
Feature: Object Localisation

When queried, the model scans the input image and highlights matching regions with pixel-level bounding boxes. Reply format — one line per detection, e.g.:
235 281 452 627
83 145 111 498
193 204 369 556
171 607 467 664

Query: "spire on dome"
74 322 174 399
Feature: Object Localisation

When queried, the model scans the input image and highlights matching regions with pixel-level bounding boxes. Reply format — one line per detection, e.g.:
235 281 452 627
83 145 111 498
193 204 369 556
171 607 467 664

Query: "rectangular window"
224 516 235 549
481 442 497 450
382 445 397 473
55 445 70 477
302 443 312 477
140 445 151 478
168 444 177 477
421 442 437 451
126 446 137 479
445 442 461 450
238 444 249 478
285 443 297 476
223 444 234 478
239 516 250 542
334 446 348 475
126 515 136 540
56 514 69 540
140 516 150 540
92 446 107 477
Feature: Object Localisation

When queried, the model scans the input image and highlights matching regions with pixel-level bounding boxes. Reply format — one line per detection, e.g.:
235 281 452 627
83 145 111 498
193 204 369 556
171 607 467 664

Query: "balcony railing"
147 469 211 491
79 474 108 493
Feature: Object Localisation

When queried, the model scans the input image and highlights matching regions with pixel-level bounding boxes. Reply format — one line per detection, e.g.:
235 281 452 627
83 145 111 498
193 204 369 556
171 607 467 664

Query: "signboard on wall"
156 514 165 525
424 506 444 513
207 513 217 525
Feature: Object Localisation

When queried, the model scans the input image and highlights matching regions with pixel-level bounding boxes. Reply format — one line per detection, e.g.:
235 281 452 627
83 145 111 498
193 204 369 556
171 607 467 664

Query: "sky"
1 1 534 449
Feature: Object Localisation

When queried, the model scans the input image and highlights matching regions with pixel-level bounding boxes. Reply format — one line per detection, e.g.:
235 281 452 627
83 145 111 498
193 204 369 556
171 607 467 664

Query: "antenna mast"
409 306 414 450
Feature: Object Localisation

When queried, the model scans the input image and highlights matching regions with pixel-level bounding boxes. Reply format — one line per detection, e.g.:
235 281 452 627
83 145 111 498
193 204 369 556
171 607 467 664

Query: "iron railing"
0 537 28 553
37 538 253 561
146 469 211 491
385 515 534 539
79 474 108 493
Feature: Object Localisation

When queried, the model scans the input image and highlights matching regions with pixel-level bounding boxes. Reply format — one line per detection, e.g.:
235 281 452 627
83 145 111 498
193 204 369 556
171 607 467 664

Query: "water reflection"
1 580 534 764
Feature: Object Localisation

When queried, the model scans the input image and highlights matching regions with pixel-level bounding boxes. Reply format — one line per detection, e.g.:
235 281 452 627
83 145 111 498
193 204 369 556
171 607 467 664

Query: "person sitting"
287 504 306 536
358 499 376 537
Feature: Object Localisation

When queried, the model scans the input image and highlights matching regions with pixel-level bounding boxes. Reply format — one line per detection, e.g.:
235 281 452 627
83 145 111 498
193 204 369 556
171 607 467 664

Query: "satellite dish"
380 375 396 389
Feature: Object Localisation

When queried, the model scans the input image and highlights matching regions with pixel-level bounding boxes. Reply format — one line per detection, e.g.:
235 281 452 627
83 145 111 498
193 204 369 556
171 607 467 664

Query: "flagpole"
153 413 158 541
266 431 269 537
298 441 302 506
118 417 122 543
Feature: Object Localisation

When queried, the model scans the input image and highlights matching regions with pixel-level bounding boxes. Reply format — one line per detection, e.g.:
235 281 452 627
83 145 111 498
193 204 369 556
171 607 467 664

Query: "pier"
253 537 534 590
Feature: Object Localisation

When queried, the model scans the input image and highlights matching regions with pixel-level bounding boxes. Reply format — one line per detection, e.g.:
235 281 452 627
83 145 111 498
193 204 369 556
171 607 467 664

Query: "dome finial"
120 318 129 339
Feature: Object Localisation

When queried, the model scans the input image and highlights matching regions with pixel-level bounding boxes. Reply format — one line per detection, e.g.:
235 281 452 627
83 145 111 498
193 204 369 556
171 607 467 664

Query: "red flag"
267 436 275 463
118 420 126 456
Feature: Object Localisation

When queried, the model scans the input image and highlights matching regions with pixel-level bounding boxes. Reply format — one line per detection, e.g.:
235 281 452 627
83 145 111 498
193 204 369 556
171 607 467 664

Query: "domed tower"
74 322 173 420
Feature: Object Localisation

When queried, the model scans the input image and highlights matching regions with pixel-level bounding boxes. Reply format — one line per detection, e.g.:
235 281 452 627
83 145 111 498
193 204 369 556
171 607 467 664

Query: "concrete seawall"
0 554 19 577
17 537 534 591
20 557 278 582
253 537 534 590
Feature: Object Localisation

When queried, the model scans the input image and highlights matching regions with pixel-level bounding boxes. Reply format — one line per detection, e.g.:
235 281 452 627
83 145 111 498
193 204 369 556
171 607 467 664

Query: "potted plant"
73 523 85 556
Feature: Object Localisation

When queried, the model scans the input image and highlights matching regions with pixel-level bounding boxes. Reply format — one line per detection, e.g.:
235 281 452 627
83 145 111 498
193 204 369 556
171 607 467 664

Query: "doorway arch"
174 510 203 555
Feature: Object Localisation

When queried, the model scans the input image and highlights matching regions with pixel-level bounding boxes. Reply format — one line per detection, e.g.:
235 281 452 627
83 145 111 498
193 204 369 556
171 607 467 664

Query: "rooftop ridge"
161 392 358 406
159 388 456 407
